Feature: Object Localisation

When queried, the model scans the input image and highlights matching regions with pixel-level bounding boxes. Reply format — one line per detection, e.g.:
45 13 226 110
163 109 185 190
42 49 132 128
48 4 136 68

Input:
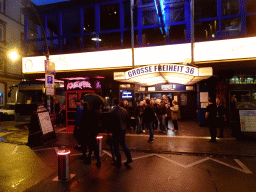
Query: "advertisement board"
239 110 256 132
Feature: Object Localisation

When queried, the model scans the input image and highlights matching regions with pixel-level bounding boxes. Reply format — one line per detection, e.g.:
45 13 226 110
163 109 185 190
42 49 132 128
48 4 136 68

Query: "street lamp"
8 51 19 61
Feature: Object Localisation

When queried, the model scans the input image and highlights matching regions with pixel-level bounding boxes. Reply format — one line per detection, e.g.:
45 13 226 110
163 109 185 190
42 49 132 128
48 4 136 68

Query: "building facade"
0 0 37 106
22 0 256 126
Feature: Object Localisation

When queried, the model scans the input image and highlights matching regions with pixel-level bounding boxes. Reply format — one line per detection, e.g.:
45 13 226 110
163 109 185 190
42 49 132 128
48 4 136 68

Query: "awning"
114 64 213 86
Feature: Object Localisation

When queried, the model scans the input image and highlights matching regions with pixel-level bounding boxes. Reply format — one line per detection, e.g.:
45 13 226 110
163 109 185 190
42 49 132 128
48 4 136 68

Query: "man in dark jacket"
80 102 102 167
73 99 83 150
205 97 217 142
110 98 132 168
143 99 157 143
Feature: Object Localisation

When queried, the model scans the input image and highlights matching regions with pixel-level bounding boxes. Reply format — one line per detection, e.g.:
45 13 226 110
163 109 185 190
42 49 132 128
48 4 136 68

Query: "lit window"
0 0 3 13
0 24 3 42
0 55 4 71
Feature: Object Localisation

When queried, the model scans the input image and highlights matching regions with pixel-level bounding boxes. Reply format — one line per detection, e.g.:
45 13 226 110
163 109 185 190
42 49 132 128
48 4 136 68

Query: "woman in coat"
170 100 181 132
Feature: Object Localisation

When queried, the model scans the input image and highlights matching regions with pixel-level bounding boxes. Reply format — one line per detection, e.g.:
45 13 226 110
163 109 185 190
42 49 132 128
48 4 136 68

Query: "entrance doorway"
148 91 197 120
65 90 95 126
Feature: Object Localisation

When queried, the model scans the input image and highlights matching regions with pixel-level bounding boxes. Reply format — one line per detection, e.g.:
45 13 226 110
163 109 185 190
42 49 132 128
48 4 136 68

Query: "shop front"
114 63 212 121
22 36 256 134
64 77 103 126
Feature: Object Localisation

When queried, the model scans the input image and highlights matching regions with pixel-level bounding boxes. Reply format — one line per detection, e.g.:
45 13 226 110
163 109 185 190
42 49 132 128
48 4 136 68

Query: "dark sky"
31 0 69 5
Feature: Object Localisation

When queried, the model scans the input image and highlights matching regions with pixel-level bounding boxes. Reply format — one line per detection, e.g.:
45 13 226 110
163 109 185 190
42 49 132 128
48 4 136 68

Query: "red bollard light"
57 149 71 181
96 136 103 158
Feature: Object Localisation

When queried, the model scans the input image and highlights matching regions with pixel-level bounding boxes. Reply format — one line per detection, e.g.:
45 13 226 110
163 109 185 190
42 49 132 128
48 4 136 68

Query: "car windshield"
3 104 15 110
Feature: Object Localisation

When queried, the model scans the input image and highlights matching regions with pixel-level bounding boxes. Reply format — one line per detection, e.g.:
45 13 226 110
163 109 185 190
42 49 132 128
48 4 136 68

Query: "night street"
0 143 256 192
1 121 256 192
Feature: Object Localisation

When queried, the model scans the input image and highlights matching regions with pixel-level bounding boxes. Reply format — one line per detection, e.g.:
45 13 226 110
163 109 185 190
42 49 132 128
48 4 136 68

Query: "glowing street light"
8 51 19 61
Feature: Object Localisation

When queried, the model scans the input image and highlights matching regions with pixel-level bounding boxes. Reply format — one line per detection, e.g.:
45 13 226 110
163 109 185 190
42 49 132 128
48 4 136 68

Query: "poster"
180 93 187 106
239 110 256 132
38 111 54 134
68 93 78 109
200 92 208 102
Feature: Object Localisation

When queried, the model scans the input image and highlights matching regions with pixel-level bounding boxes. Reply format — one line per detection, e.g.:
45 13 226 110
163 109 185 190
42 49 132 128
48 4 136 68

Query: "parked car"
0 103 15 121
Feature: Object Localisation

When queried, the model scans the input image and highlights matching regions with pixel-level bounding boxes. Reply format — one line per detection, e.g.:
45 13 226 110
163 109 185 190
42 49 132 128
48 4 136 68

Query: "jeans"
136 116 143 133
145 121 154 141
113 130 132 164
157 115 166 132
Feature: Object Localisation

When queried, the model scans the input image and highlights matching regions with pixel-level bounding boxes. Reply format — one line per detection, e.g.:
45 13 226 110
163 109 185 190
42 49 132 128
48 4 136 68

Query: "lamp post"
190 0 195 66
30 5 54 115
130 0 135 69
23 4 56 125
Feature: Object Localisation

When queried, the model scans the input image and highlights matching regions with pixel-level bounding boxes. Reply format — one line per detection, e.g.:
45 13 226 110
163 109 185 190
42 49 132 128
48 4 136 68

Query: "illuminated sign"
121 91 133 99
22 37 256 74
66 81 92 90
148 87 156 91
114 65 212 85
161 84 176 91
127 64 197 79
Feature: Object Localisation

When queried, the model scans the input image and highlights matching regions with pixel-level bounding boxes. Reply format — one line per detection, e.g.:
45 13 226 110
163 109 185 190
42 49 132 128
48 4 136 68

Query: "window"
246 0 256 13
100 32 121 48
246 15 256 37
170 2 185 23
0 0 3 13
21 13 24 25
0 53 5 71
195 0 217 19
222 0 239 15
142 28 166 45
142 0 154 6
0 24 3 42
229 76 255 84
142 6 158 26
100 4 120 31
84 7 95 32
21 32 25 48
124 1 137 28
169 24 186 42
222 18 241 37
195 20 218 40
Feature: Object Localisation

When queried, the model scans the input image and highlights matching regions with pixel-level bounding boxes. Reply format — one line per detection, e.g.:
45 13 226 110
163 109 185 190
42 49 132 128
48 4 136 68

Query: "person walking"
109 98 132 168
135 101 145 134
205 97 217 142
73 99 83 150
143 99 157 143
170 100 180 132
216 98 226 138
155 99 167 133
54 100 62 127
80 102 102 167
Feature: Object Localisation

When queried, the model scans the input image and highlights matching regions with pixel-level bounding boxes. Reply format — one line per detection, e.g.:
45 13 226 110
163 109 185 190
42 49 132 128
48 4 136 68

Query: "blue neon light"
154 0 167 34
0 93 2 96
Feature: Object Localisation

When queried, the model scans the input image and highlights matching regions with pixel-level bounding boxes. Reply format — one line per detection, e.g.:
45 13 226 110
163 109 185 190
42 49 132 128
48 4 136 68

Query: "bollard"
57 148 71 181
96 136 103 158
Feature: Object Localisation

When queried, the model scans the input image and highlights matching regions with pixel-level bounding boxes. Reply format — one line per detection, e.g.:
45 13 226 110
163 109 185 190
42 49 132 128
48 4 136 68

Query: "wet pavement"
1 120 256 191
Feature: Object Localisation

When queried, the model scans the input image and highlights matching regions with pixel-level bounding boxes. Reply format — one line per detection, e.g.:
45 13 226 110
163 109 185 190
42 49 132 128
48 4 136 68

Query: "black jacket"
143 105 156 123
110 106 129 133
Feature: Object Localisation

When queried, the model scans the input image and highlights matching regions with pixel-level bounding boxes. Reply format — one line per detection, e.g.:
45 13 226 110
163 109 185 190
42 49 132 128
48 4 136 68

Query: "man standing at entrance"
216 98 226 138
110 98 132 168
73 99 83 150
205 97 217 142
143 99 157 143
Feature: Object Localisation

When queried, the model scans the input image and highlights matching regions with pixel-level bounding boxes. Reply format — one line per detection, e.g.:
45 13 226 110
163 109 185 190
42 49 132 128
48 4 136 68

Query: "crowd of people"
120 95 181 142
73 97 133 168
71 95 181 168
60 94 228 169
